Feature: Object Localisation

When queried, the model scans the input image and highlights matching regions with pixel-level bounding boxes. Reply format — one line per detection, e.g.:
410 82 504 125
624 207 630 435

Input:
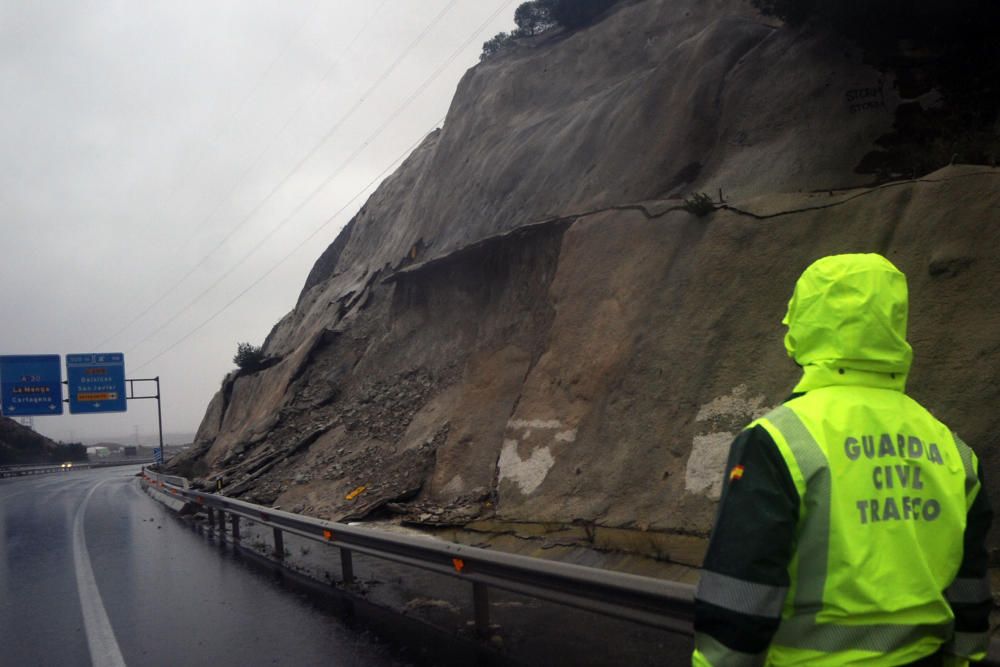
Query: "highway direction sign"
66 353 127 414
0 355 64 416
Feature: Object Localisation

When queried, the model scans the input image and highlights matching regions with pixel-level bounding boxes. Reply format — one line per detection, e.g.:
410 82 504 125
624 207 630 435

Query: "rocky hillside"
169 0 1000 567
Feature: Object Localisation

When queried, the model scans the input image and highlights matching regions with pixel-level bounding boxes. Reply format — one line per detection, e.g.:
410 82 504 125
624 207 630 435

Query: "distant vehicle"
86 446 111 458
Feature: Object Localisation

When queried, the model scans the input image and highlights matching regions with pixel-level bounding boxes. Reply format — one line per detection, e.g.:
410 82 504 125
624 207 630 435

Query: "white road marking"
73 479 127 667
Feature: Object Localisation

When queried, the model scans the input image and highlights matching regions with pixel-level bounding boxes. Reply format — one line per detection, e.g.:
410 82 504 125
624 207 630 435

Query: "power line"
132 119 444 372
94 0 392 350
124 0 514 356
154 1 324 213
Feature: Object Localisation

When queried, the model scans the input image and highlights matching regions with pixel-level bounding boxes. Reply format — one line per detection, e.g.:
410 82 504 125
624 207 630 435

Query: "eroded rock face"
173 0 1000 563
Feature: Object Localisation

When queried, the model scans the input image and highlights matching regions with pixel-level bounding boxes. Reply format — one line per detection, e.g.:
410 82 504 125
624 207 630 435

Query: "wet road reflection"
0 467 403 667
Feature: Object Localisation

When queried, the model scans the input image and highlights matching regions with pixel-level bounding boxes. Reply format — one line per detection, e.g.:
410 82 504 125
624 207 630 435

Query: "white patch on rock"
686 386 778 499
507 418 562 430
685 433 733 500
695 384 768 422
554 429 577 443
498 440 556 495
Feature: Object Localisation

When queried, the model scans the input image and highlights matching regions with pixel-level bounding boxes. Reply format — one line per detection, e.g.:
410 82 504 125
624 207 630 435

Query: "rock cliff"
169 0 1000 566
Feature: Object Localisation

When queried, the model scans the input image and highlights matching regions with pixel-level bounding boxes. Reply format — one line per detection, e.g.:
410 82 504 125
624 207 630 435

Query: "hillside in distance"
168 0 1000 567
0 416 84 465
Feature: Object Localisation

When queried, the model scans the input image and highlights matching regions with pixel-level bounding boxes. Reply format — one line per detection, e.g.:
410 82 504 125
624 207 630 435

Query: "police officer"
692 254 992 666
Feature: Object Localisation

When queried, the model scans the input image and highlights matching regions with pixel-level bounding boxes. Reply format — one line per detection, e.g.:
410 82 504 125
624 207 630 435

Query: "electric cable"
123 0 505 355
154 1 323 214
131 118 443 372
94 0 392 350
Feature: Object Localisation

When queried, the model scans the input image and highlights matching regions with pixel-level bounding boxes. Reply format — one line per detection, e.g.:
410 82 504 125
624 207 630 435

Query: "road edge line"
73 479 127 667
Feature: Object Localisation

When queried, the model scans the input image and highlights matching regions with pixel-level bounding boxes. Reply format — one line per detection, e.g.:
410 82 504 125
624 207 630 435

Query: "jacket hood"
783 253 912 393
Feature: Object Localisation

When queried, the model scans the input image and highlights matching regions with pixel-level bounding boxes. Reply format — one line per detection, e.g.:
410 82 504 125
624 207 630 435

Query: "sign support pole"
155 377 164 466
125 377 165 467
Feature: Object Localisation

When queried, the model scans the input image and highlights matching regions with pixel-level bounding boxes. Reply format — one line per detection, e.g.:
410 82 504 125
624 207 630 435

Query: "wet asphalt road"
0 466 402 667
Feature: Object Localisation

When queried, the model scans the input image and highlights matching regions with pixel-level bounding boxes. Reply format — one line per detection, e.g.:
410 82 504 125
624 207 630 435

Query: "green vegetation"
481 0 622 61
481 31 519 61
514 1 555 35
233 341 264 372
682 192 716 218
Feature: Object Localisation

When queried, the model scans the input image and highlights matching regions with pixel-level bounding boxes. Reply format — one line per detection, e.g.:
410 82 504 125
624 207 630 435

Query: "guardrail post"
473 582 490 638
231 514 240 543
217 511 227 543
340 548 354 584
207 508 216 531
273 527 284 561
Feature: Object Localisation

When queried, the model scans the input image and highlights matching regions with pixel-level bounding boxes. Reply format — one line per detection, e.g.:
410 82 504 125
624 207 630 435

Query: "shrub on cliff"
682 192 716 218
233 342 264 372
481 31 518 61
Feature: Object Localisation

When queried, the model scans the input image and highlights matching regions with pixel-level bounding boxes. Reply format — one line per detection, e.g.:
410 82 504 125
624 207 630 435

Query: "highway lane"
0 466 403 667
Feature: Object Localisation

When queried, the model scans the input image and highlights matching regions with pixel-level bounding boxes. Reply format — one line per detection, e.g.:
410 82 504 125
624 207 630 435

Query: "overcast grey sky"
0 0 517 444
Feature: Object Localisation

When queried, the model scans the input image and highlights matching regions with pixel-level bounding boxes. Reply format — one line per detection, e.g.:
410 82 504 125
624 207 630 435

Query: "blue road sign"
0 355 64 416
153 448 163 464
66 353 127 414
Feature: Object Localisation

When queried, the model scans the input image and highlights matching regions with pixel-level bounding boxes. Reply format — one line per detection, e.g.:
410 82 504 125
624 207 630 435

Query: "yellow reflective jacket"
693 254 991 666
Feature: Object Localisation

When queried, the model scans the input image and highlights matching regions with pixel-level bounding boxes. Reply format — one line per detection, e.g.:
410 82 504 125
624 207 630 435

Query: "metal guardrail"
0 463 78 478
161 472 189 488
141 467 1000 662
91 458 156 469
0 459 154 479
141 467 694 637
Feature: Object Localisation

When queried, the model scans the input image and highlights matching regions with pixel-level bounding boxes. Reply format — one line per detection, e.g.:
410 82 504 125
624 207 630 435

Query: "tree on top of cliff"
514 1 555 36
481 0 623 61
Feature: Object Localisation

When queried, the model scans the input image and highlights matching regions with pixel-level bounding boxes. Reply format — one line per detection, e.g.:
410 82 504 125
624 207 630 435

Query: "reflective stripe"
945 576 992 604
774 615 952 653
950 630 990 658
764 406 948 654
953 436 979 495
696 571 788 618
695 633 768 667
765 406 830 614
